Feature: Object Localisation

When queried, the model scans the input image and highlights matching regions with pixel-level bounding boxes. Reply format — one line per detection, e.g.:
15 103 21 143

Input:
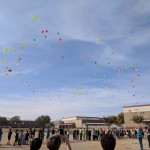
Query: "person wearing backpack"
136 126 144 150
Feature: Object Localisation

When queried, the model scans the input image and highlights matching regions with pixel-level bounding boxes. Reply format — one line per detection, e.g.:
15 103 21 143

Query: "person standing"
7 129 12 145
29 128 33 142
77 129 79 140
41 128 45 141
92 129 95 141
86 129 89 140
83 129 85 141
136 126 144 150
0 128 3 146
79 128 83 140
22 131 26 145
46 129 50 139
18 130 23 145
73 129 76 140
67 129 70 140
147 127 150 148
14 130 19 146
52 128 55 135
32 129 36 139
38 129 42 139
88 129 91 140
25 131 30 145
97 129 100 140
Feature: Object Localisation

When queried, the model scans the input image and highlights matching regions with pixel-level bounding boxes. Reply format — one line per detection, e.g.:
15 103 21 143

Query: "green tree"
0 117 7 126
116 112 124 125
10 116 21 124
104 115 117 127
35 115 51 127
132 114 144 125
45 122 55 128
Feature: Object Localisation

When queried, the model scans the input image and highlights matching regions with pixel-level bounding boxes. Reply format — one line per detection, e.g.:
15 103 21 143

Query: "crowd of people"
0 126 150 150
72 128 125 141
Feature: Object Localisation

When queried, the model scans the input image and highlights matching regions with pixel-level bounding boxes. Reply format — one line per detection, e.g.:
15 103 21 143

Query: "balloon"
96 38 101 40
98 64 102 67
59 41 62 44
4 48 9 53
33 16 37 20
19 46 23 49
8 69 12 72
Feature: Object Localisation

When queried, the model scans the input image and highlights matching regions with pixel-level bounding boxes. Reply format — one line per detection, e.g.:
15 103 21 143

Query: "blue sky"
0 0 150 120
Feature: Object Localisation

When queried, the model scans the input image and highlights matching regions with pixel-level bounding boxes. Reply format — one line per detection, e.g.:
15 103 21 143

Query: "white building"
56 116 108 129
123 104 150 128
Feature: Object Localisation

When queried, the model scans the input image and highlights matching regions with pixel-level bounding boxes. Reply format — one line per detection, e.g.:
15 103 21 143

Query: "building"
123 104 150 129
6 120 36 128
56 116 108 129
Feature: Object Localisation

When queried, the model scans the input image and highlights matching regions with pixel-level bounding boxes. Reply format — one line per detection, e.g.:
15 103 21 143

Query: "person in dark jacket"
7 129 12 145
30 138 42 150
101 134 116 150
25 130 30 144
13 130 19 146
0 128 3 146
47 134 72 150
147 127 150 148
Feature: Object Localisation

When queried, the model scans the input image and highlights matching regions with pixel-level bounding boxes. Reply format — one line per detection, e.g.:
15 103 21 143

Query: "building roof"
123 104 150 108
143 120 150 122
85 123 107 125
61 116 104 120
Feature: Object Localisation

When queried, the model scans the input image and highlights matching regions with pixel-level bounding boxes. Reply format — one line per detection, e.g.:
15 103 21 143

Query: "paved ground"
0 130 150 150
